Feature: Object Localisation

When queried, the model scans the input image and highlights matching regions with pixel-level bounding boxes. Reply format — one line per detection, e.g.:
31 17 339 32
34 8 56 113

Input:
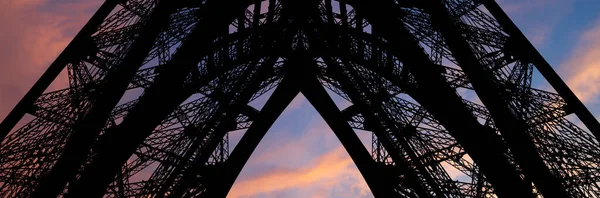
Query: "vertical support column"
481 0 600 140
0 0 119 141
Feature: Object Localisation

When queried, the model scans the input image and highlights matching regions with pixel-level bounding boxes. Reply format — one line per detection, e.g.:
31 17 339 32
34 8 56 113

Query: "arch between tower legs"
152 23 537 197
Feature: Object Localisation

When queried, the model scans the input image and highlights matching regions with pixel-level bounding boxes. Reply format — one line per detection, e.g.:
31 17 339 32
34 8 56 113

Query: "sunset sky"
1 0 600 197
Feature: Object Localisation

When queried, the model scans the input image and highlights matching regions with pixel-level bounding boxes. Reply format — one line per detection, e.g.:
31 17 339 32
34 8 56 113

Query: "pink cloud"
559 18 600 104
0 0 100 120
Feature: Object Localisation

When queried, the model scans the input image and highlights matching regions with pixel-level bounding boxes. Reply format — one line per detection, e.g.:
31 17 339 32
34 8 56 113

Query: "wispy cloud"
559 18 600 104
498 0 575 47
0 0 99 120
228 146 371 198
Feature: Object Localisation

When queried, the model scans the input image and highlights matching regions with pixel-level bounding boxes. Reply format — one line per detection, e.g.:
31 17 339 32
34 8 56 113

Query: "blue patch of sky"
503 0 600 88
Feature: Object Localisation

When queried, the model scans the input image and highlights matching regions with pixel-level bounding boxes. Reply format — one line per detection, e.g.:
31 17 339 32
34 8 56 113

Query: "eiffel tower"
1 0 600 197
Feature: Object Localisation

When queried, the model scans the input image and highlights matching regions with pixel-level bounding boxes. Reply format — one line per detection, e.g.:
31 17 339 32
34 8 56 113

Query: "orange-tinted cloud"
228 101 372 198
559 19 600 104
228 146 370 198
0 0 100 120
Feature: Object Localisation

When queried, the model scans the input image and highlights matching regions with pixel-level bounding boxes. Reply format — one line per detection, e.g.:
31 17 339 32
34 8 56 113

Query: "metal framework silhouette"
1 0 600 197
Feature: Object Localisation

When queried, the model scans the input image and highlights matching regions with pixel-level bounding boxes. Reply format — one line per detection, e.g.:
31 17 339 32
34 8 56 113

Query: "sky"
0 0 600 197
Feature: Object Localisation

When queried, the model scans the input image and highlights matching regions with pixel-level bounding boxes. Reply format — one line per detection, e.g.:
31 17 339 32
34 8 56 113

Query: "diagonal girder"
480 0 600 138
412 1 599 196
0 1 199 196
63 1 258 197
0 0 120 140
424 2 567 196
392 2 600 194
31 2 179 197
323 58 444 197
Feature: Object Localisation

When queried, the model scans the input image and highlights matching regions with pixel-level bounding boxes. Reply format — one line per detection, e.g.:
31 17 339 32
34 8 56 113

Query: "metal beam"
422 1 567 197
339 0 535 196
481 0 600 140
199 67 301 198
299 67 400 198
32 2 175 197
63 1 256 197
322 57 434 197
162 55 276 198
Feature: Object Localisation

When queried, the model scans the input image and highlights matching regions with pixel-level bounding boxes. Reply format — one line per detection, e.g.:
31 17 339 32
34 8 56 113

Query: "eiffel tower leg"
337 48 533 196
332 1 534 197
333 49 531 196
421 2 568 197
378 29 534 196
481 0 600 139
398 73 534 197
66 59 265 198
63 6 255 198
31 2 177 197
0 0 118 140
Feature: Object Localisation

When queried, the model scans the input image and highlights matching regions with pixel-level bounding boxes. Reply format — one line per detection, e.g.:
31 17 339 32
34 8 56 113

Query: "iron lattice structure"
1 0 600 197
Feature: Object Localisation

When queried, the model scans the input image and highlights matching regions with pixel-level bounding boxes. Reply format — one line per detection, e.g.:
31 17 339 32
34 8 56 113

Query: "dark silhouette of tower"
1 0 600 197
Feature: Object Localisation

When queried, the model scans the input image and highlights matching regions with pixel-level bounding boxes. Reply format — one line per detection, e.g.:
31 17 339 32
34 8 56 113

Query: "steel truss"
1 0 599 197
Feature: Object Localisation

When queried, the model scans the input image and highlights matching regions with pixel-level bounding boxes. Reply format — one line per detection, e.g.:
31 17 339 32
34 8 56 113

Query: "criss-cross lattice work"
1 0 600 197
